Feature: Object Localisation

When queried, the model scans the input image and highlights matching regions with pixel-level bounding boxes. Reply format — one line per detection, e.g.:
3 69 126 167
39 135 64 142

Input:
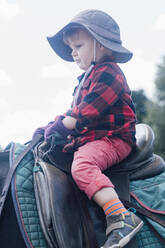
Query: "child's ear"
99 43 103 49
97 42 104 50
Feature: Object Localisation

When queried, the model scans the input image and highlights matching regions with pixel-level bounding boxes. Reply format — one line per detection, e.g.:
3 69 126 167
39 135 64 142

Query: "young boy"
34 9 143 248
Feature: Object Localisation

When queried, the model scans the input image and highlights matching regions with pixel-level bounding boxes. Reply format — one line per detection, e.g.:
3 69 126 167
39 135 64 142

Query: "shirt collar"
77 56 115 82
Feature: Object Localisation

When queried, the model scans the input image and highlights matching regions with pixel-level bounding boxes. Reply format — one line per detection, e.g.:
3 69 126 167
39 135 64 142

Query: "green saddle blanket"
11 143 48 248
130 171 165 247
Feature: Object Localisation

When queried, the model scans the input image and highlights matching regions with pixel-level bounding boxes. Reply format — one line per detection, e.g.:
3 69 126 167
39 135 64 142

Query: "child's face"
65 29 105 71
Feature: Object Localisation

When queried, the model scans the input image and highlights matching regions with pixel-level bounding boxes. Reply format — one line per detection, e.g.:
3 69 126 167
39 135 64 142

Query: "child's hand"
32 122 54 140
32 127 45 140
44 116 76 142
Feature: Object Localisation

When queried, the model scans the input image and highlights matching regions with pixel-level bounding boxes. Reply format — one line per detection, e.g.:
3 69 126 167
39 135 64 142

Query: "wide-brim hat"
47 9 133 63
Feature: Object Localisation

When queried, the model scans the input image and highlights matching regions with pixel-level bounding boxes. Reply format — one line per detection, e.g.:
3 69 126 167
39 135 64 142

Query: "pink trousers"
71 137 132 199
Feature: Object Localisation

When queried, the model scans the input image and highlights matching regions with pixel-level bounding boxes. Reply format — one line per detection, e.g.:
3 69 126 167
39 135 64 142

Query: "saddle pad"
136 217 164 248
136 216 164 248
130 169 165 242
10 143 48 248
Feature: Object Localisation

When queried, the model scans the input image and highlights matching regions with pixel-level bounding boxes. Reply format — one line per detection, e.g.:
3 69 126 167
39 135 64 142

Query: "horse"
0 123 165 248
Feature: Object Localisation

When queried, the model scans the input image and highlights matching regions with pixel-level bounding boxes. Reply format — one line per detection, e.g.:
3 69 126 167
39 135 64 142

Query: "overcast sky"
0 0 165 147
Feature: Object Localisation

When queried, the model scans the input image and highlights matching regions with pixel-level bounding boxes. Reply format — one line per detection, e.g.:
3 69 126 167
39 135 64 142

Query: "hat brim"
47 22 133 63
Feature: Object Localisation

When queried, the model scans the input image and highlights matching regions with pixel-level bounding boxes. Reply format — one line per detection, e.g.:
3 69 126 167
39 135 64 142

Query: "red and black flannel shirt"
63 61 136 152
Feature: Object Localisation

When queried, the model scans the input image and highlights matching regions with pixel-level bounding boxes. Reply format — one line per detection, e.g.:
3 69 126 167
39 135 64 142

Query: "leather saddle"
106 123 165 180
33 123 165 248
38 123 165 180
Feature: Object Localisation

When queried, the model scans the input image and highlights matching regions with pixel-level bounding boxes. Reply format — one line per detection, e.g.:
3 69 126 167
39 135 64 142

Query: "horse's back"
0 190 26 248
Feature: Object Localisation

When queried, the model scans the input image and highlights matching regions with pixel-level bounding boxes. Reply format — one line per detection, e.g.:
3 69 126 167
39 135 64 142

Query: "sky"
0 0 165 148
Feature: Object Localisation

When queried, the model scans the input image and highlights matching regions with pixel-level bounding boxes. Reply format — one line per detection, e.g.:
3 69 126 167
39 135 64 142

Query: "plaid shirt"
63 61 136 152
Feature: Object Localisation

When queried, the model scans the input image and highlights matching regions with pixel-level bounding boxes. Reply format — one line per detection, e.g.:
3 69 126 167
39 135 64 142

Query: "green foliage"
144 102 165 158
155 56 165 104
132 89 148 123
132 56 165 158
144 56 165 159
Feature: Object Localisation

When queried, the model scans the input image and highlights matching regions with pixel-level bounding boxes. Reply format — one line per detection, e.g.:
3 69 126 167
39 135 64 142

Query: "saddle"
33 123 165 248
0 124 165 248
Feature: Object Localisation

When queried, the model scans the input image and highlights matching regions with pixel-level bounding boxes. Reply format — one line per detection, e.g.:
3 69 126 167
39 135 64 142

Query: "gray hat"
47 9 133 63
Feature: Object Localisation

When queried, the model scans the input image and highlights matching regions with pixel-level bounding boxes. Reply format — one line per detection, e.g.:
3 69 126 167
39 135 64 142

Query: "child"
33 9 143 248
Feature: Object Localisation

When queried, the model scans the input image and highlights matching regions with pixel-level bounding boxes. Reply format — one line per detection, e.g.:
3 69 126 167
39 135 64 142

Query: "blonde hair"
63 26 89 44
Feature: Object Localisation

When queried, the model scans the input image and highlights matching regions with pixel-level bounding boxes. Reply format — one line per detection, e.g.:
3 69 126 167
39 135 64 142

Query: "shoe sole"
101 221 143 248
119 221 143 248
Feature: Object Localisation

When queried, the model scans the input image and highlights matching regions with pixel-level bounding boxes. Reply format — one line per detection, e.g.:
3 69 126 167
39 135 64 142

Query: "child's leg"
71 137 143 248
72 136 131 200
72 137 131 215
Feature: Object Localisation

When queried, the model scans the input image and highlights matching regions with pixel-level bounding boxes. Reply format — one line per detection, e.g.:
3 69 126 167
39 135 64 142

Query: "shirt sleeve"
66 64 125 132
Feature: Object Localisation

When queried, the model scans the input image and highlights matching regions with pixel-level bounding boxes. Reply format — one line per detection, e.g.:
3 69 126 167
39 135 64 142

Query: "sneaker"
102 212 143 248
